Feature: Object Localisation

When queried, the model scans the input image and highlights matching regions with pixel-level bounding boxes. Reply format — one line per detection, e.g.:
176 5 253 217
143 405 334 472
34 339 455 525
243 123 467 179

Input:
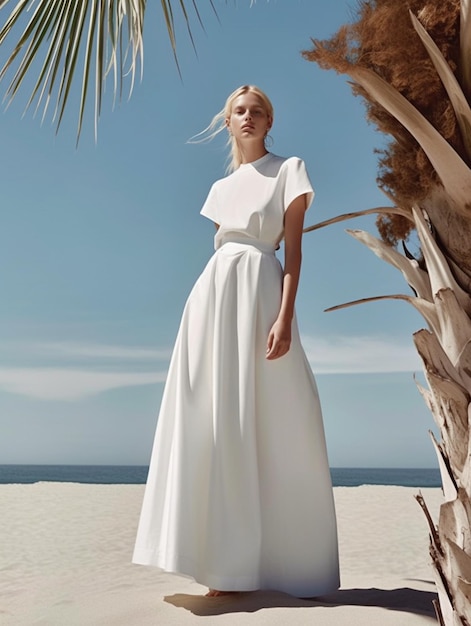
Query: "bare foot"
205 589 235 597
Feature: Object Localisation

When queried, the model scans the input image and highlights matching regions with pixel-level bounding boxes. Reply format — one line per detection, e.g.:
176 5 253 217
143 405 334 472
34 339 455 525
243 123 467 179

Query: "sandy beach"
1 483 443 625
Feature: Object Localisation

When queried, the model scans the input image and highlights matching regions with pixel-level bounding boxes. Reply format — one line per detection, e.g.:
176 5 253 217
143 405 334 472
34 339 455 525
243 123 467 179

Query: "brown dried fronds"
303 26 353 74
376 213 414 246
304 0 465 245
352 0 460 103
418 2 460 41
378 141 438 198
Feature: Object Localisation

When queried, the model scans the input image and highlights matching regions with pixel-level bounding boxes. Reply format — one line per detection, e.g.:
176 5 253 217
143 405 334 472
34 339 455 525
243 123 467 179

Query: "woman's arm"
266 193 307 360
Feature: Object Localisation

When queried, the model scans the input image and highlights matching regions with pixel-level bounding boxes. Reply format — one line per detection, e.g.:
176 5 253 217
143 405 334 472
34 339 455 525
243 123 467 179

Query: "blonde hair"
189 85 274 173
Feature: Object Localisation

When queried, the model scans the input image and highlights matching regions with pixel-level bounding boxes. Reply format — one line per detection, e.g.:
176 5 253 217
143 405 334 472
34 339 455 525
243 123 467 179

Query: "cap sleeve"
200 183 219 224
283 157 315 212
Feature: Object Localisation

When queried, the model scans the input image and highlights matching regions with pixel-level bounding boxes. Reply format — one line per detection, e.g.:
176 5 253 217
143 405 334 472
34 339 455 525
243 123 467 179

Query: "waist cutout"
217 237 276 254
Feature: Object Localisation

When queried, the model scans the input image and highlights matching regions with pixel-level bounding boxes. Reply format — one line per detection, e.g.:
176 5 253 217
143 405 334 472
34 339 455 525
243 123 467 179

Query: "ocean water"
0 465 441 487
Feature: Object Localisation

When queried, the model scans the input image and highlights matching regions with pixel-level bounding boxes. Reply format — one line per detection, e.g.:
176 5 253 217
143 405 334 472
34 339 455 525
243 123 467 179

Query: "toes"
206 589 232 597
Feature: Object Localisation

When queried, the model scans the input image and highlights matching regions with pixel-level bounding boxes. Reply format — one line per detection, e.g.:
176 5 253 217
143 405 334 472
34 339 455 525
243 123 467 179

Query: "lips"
241 124 254 130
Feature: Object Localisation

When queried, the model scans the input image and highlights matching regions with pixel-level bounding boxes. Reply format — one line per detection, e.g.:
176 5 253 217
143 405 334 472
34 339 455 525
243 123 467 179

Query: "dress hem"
133 549 340 597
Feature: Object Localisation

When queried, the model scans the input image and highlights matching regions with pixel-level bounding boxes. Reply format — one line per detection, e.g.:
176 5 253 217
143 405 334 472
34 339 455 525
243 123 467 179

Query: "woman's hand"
266 317 292 360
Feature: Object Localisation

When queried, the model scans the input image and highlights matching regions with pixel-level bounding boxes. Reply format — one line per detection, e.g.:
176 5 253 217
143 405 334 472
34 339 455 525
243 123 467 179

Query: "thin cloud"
302 334 422 374
28 342 172 360
0 336 421 400
0 340 172 400
0 368 167 401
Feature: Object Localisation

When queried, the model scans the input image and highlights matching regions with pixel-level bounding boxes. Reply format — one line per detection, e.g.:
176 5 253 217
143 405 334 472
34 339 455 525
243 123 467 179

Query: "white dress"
133 152 340 597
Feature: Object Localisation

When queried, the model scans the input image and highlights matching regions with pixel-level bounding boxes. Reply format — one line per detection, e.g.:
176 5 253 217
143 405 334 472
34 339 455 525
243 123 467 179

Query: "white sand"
0 483 442 625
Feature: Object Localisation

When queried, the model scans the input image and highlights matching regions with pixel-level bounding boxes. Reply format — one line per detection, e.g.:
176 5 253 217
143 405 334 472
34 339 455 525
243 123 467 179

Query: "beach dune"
1 482 442 625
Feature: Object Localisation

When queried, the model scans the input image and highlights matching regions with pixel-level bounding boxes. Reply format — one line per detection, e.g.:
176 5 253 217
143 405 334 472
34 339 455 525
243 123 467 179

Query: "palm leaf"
345 228 433 301
412 206 471 315
0 0 216 141
348 64 471 212
425 428 458 502
410 9 471 160
0 0 145 140
303 205 412 234
461 0 471 101
325 293 441 338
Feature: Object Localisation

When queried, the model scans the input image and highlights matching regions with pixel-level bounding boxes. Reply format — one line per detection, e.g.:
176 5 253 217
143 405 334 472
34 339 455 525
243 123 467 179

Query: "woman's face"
226 92 272 145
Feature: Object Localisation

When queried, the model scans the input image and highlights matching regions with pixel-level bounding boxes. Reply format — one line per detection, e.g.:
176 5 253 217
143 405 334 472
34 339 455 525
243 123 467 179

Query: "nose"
244 110 252 120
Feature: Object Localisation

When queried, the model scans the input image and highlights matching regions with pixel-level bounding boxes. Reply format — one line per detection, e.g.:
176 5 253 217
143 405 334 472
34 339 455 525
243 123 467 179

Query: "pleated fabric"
133 238 340 597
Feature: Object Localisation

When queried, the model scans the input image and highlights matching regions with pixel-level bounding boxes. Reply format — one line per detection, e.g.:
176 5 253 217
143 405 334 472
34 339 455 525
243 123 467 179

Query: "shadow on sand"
164 585 438 618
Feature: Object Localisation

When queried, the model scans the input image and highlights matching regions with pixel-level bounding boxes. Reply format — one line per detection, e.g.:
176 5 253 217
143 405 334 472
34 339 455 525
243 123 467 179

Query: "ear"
267 116 273 131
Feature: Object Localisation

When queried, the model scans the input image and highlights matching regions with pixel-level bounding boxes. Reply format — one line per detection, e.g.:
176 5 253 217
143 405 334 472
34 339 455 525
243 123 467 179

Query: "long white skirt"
133 240 340 597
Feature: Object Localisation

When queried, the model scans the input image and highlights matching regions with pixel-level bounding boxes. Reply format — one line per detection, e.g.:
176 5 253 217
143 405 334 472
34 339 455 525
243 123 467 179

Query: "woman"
133 85 340 598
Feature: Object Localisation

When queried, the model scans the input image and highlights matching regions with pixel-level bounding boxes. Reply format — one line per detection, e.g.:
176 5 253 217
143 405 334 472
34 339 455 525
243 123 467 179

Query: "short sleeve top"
200 152 314 250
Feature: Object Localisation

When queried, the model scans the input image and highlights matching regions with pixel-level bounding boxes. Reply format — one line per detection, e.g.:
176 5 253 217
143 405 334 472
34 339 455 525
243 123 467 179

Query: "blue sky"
0 1 438 467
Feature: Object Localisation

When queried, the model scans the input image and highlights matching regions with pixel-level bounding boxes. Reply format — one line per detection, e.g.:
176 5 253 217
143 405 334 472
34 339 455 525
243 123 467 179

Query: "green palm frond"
0 0 216 142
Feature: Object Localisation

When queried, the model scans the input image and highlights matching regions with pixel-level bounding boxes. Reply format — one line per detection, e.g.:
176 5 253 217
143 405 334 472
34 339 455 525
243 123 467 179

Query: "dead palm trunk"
303 1 471 623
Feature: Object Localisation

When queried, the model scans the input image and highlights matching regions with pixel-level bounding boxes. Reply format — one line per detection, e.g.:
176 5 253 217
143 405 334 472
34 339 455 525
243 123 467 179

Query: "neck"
239 143 268 165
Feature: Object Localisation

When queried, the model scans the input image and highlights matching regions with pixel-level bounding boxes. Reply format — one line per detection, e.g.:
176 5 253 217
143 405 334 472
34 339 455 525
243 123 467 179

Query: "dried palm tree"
303 1 471 624
0 0 215 141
